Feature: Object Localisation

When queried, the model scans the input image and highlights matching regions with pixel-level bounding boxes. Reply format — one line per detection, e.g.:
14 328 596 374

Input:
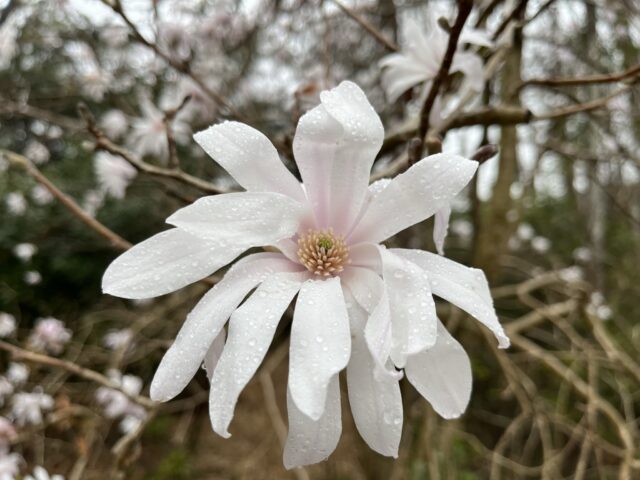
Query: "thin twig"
520 63 640 90
333 0 398 52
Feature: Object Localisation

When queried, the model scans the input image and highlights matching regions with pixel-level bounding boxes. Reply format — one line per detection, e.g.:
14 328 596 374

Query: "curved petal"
379 53 431 103
350 154 478 244
202 329 226 381
289 277 350 420
166 192 305 243
451 51 485 94
405 320 472 419
346 297 402 457
283 376 341 469
380 248 437 368
293 81 383 233
433 204 452 256
391 248 510 348
150 253 302 402
209 272 306 437
102 228 244 299
348 243 382 272
193 121 305 202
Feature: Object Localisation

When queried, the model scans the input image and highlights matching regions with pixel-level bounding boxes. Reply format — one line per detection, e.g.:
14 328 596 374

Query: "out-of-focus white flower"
31 185 53 206
103 81 508 468
100 110 128 139
94 152 137 199
6 364 28 386
29 318 72 355
516 223 535 241
102 329 133 350
10 391 54 426
0 417 17 450
559 266 583 283
81 189 105 218
128 96 190 162
0 20 19 69
379 11 492 103
81 69 113 102
25 465 65 480
531 236 551 253
0 314 16 338
450 219 472 238
99 25 129 48
96 370 146 433
573 247 592 262
23 140 50 165
587 292 612 321
24 271 42 286
0 378 14 406
5 192 27 215
167 78 217 125
13 243 37 262
157 22 193 62
0 450 22 480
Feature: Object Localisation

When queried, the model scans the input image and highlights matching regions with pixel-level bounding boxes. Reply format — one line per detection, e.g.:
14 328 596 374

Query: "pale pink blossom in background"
531 236 551 253
24 271 42 286
0 417 17 450
0 450 22 480
11 391 54 426
13 243 37 262
102 329 133 351
30 185 53 206
0 314 16 339
102 81 508 468
81 189 105 218
29 318 72 355
25 465 65 480
5 192 27 215
95 370 146 433
100 109 128 139
94 152 137 199
23 140 50 165
7 364 29 386
0 378 13 407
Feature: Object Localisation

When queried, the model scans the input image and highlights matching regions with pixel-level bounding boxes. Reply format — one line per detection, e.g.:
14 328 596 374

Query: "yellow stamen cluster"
297 228 349 276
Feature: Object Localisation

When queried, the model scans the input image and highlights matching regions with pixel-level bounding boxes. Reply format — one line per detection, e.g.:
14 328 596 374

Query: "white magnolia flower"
5 192 26 215
31 185 53 206
102 81 508 468
531 236 551 253
25 466 64 480
13 243 37 262
0 378 13 407
11 391 54 426
23 140 50 165
128 96 190 162
81 189 105 218
380 13 492 103
29 318 72 355
0 314 16 338
0 451 22 480
95 370 146 433
102 329 133 350
100 110 128 139
94 152 137 199
6 364 28 386
0 417 17 450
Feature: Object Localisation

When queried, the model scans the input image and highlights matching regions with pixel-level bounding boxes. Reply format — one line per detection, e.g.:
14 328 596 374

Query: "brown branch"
492 0 528 41
0 340 155 409
0 97 84 131
1 149 132 251
333 0 398 52
520 63 640 90
412 0 473 164
163 94 192 169
536 84 633 120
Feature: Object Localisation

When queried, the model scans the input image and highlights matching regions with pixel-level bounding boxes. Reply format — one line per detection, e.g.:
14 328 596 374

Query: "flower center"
297 228 349 276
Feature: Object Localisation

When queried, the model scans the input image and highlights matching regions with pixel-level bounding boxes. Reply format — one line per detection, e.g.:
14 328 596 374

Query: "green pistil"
317 237 334 251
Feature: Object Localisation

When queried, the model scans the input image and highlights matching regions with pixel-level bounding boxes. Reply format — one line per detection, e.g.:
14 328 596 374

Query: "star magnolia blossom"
102 81 509 468
94 152 137 199
25 466 64 480
11 391 54 426
380 15 492 103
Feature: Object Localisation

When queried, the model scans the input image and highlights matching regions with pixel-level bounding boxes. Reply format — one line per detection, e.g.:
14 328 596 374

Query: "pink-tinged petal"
379 53 431 103
209 272 306 438
102 228 244 300
202 329 226 381
379 248 437 368
345 297 402 457
150 253 302 402
166 192 305 243
391 248 509 348
283 376 341 469
193 121 305 202
433 205 452 256
293 81 383 233
405 320 472 419
274 238 299 263
289 277 350 420
350 154 478 244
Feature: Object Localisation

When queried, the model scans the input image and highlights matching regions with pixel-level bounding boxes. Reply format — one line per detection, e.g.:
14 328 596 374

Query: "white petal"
193 121 305 202
349 154 478 244
451 51 485 94
283 376 341 469
345 298 402 457
433 204 452 256
202 329 226 381
209 272 305 438
391 248 509 348
167 192 305 243
379 53 431 103
380 248 437 368
348 242 382 272
289 277 350 420
102 228 244 299
150 253 302 402
293 81 383 233
405 320 472 419
460 27 494 48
